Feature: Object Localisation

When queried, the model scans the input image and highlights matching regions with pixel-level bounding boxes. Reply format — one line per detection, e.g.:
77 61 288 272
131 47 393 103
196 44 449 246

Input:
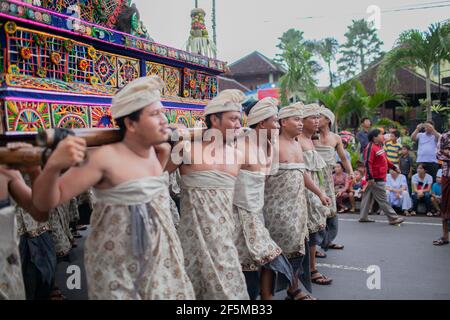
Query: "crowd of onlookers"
333 118 443 218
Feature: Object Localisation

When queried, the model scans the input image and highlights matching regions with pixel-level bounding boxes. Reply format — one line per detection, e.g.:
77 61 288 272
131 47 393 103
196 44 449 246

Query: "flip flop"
285 289 317 300
315 251 327 258
433 238 449 246
328 243 344 250
311 270 332 285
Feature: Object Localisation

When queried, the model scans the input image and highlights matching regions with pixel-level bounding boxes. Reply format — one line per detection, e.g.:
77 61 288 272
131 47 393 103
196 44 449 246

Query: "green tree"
377 22 450 121
308 37 339 88
338 19 383 79
276 29 321 105
312 80 404 131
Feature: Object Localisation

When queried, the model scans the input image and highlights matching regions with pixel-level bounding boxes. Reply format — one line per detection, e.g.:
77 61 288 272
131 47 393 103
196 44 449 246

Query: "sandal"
328 243 344 250
311 270 332 285
285 289 317 300
433 238 449 246
315 251 327 258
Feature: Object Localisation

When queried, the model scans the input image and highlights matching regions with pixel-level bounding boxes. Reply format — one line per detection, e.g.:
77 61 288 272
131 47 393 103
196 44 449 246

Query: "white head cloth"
203 89 245 116
247 97 279 126
300 103 321 118
319 106 335 126
110 76 164 119
278 102 304 119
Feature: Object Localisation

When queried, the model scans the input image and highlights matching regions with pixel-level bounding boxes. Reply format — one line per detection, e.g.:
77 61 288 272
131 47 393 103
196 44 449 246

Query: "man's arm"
411 124 422 141
303 171 331 206
365 143 374 182
32 136 103 211
336 135 354 177
0 167 49 221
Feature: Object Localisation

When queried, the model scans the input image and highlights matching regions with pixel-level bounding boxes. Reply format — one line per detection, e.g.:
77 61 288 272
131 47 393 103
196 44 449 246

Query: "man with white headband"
297 103 333 286
232 97 293 300
313 106 353 252
32 76 195 299
168 89 249 299
264 102 330 300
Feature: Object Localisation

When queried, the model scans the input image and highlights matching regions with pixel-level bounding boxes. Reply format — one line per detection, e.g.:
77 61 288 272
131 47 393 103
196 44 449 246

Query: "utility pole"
195 0 198 8
212 0 217 46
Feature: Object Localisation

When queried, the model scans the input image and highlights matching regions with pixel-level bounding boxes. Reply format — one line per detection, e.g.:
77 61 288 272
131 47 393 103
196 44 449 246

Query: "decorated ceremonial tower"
0 0 226 134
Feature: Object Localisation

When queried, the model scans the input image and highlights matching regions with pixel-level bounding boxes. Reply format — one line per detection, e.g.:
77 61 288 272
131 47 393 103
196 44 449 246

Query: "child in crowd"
400 145 414 193
385 131 402 167
431 169 443 216
349 170 367 212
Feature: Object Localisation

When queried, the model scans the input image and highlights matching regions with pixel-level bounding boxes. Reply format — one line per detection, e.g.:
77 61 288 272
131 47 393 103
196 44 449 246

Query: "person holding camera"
411 121 441 181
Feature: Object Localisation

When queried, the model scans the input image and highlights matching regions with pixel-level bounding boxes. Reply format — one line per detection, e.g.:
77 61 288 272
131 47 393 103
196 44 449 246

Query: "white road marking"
339 218 441 226
316 263 368 272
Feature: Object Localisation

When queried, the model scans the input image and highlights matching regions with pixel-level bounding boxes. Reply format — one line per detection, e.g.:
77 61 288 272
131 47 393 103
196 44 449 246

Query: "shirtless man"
232 97 295 300
264 103 331 300
32 76 195 300
167 89 249 300
297 104 333 286
314 106 354 252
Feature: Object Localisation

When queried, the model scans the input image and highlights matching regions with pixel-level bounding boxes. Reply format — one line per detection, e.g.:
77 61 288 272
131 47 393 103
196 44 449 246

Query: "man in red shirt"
359 129 405 225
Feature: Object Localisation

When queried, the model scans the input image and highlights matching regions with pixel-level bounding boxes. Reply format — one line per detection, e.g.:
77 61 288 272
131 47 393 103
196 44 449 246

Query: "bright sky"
133 0 450 85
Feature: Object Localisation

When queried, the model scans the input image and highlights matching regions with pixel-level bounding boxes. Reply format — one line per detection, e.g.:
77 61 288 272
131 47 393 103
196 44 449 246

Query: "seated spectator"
333 162 351 213
431 169 443 216
411 163 433 216
386 169 412 216
349 170 367 212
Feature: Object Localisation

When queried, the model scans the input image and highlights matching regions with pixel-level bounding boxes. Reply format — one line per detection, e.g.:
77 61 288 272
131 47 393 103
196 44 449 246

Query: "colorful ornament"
78 59 89 71
64 39 74 52
4 21 17 35
20 47 32 60
183 90 190 98
189 79 196 89
87 46 96 59
89 76 99 86
8 64 20 75
50 52 61 65
36 67 46 78
33 33 46 47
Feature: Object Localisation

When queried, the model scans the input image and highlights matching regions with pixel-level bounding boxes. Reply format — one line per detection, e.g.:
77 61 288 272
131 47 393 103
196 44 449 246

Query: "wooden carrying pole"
0 127 252 166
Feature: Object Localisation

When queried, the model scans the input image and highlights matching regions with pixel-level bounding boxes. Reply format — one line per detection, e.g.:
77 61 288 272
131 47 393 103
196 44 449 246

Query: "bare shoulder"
87 144 120 167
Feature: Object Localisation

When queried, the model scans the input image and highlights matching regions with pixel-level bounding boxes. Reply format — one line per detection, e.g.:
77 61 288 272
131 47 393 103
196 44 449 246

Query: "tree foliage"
276 29 321 105
338 19 384 79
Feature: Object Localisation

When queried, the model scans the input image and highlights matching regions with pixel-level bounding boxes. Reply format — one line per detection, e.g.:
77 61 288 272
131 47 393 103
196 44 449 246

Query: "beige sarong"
303 150 331 233
85 173 195 300
49 203 73 257
0 206 25 300
315 145 338 217
178 171 249 300
263 163 309 257
233 170 282 271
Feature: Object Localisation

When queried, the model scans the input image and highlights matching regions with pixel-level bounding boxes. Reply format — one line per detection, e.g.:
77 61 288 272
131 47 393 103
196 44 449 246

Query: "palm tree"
276 29 321 105
377 22 450 121
308 38 339 87
313 80 405 131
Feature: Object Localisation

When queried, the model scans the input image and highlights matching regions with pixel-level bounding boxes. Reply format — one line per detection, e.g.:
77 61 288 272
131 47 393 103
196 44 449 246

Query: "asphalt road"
55 213 450 300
